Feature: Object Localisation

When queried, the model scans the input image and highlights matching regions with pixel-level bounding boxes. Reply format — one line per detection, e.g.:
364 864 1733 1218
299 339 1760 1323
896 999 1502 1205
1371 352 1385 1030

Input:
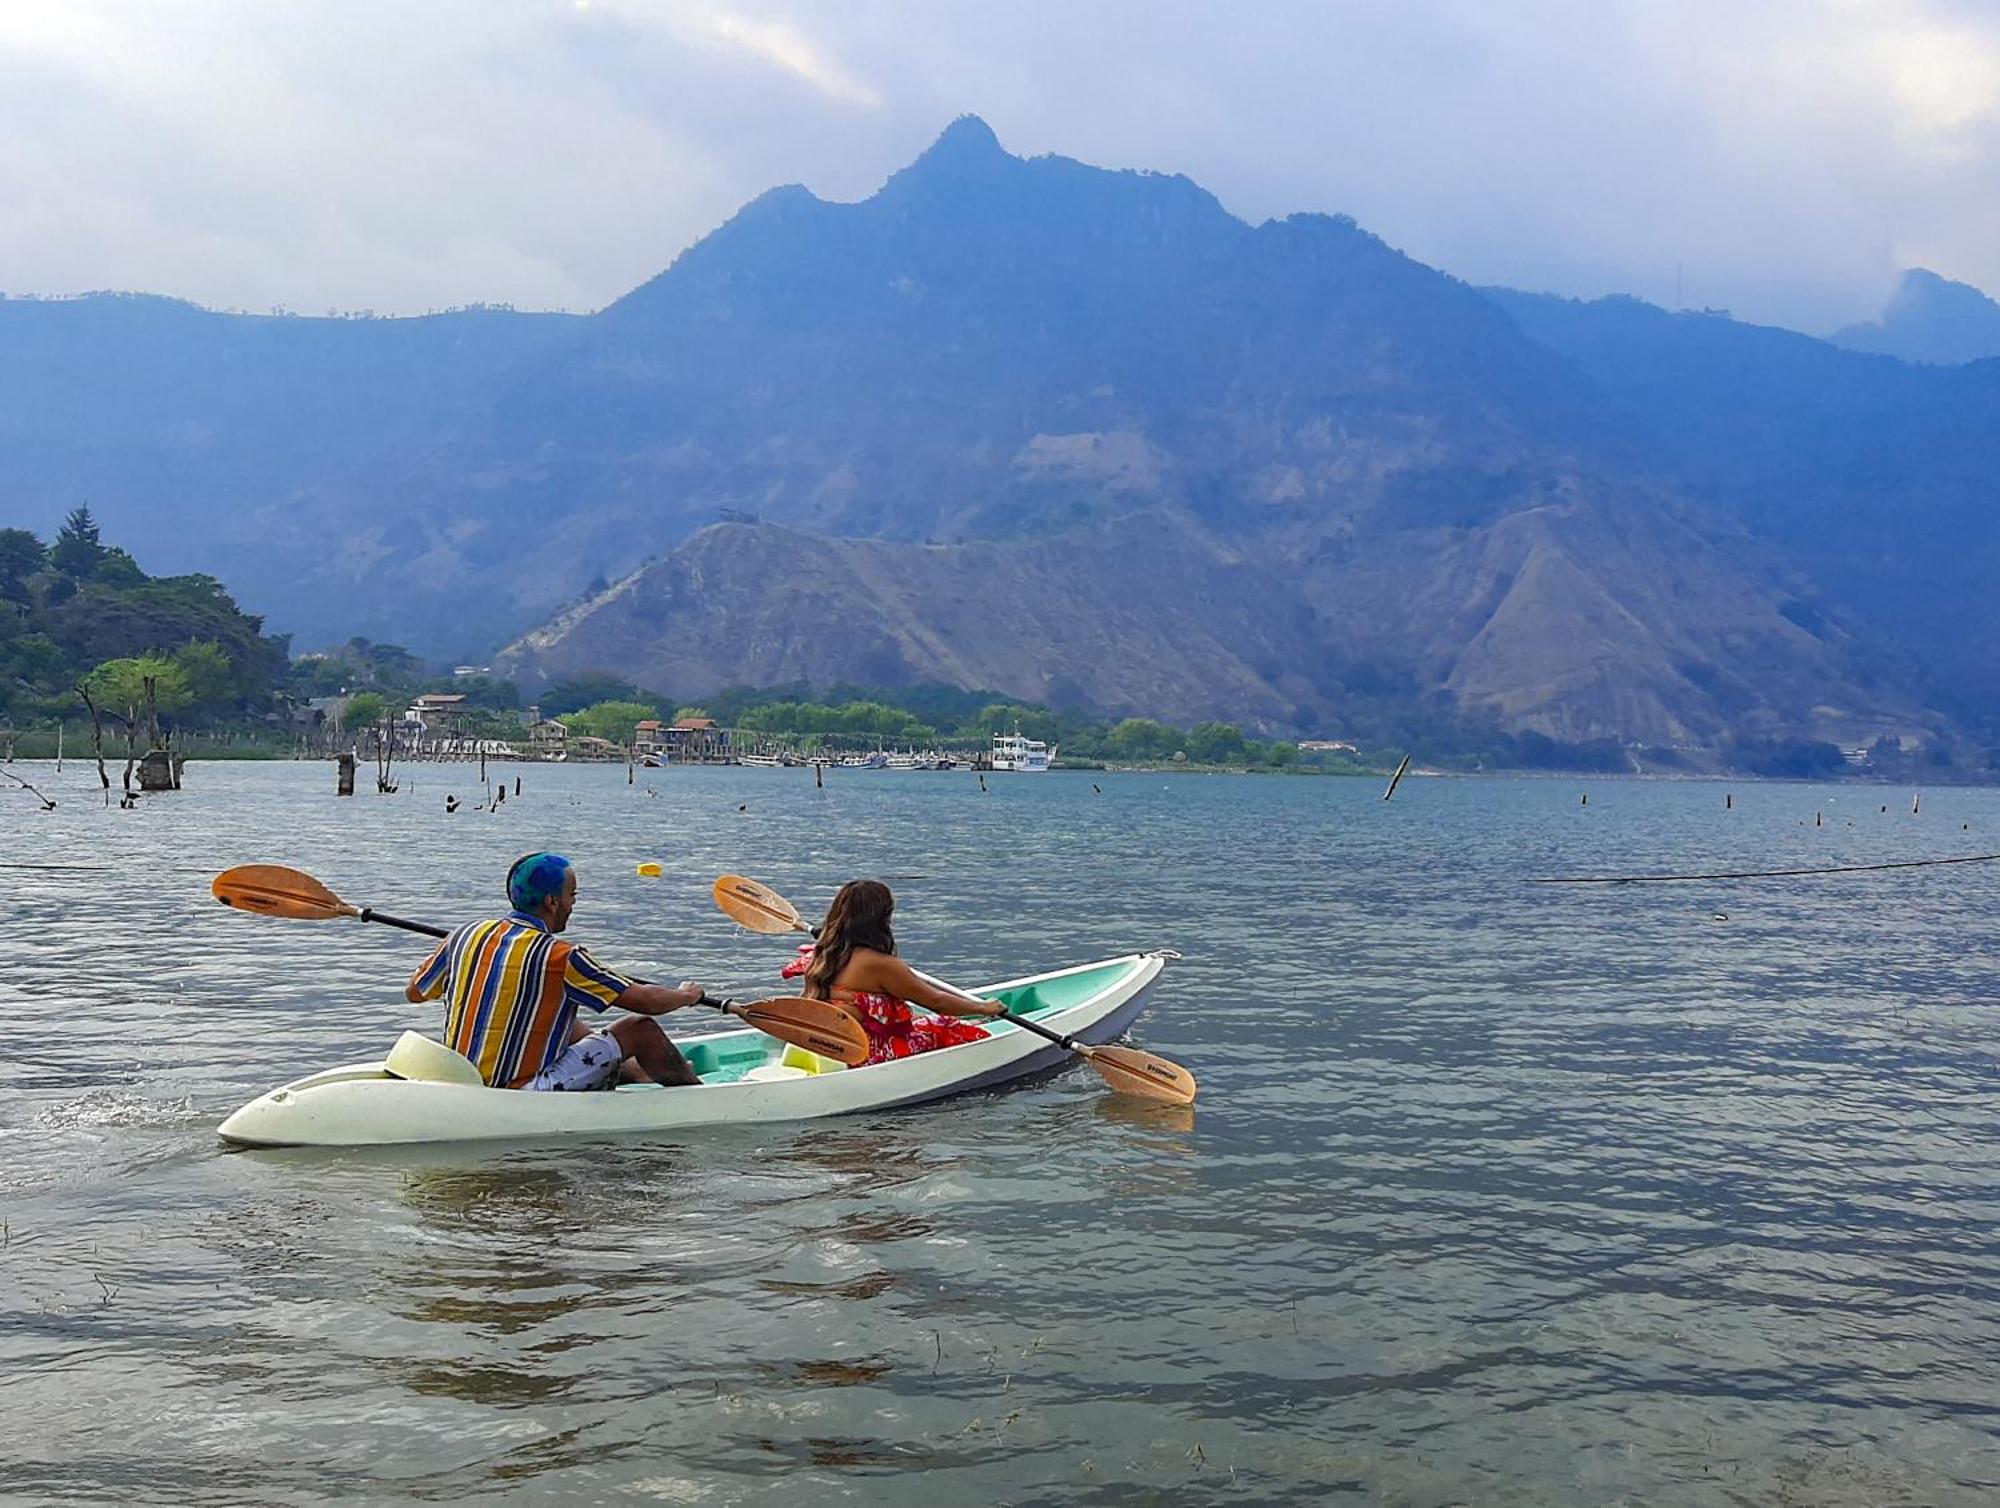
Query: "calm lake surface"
5 759 2000 1505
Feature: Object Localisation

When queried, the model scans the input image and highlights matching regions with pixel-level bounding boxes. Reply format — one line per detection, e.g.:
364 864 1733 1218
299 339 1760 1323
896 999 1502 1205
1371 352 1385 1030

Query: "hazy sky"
2 0 1995 333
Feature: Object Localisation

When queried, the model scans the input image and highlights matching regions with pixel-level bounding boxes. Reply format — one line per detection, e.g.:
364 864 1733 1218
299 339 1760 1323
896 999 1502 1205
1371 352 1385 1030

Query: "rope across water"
1533 852 2000 884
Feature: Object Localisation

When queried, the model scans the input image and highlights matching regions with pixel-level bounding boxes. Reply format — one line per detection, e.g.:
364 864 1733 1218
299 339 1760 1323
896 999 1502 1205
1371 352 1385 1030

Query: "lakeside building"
665 716 731 762
526 715 568 758
406 693 469 738
633 719 667 759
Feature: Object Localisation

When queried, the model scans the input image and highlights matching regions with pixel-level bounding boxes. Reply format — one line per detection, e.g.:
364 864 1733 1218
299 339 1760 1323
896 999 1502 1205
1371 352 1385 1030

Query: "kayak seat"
780 1043 846 1075
1006 986 1045 1015
743 1063 811 1083
384 1031 485 1086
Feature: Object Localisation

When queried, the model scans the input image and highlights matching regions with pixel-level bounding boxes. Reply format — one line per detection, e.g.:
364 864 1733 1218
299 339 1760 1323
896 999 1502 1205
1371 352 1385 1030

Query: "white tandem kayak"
218 952 1171 1148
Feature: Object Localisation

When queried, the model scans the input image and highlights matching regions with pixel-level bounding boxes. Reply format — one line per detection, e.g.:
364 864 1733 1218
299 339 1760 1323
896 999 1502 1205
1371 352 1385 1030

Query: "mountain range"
5 116 1996 758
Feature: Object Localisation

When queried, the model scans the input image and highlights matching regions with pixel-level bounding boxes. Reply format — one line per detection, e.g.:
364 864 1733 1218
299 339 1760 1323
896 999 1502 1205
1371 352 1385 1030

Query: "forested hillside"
0 507 288 729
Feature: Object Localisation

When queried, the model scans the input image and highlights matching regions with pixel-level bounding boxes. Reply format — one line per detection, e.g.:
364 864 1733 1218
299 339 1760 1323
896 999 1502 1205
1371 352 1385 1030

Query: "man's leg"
608 1015 700 1086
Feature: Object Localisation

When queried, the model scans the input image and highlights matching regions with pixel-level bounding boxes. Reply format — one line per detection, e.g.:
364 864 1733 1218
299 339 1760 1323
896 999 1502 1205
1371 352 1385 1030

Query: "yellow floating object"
780 1043 845 1075
636 862 664 877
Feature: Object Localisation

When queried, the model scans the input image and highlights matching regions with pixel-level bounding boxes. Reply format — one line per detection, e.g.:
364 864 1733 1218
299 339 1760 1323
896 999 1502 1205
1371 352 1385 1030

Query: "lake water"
5 759 2000 1504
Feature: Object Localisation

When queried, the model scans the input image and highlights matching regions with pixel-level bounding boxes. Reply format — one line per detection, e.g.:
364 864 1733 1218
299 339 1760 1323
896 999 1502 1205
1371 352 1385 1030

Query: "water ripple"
7 763 2000 1502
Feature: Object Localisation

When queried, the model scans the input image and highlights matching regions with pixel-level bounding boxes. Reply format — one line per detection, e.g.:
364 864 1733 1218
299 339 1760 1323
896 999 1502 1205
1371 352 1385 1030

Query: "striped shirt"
408 911 636 1088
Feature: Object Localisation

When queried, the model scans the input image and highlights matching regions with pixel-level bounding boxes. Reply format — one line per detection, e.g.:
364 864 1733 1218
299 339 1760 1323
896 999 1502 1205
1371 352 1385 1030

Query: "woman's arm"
866 953 1007 1018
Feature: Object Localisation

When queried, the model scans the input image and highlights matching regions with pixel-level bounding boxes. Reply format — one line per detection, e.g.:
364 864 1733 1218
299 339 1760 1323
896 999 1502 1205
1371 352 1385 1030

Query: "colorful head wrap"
507 852 572 913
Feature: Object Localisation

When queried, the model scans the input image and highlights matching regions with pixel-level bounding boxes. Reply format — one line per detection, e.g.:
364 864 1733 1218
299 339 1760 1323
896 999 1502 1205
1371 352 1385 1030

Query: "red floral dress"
782 945 990 1065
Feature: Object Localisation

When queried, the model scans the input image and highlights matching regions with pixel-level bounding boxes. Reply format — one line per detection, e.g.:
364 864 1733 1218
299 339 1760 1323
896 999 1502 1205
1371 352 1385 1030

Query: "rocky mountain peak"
1830 266 2000 365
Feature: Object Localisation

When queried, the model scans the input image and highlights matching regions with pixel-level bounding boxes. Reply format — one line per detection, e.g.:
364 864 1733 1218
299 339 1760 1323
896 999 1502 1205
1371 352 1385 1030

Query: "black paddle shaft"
998 1010 1085 1053
358 908 447 939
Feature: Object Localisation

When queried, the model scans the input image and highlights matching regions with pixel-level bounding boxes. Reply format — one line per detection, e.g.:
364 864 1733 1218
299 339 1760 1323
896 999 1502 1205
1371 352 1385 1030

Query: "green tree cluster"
0 509 290 729
342 691 390 731
564 700 662 745
736 699 937 742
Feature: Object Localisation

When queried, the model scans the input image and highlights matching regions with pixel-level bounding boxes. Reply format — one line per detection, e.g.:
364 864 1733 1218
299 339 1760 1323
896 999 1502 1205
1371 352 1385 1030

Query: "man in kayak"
405 851 705 1089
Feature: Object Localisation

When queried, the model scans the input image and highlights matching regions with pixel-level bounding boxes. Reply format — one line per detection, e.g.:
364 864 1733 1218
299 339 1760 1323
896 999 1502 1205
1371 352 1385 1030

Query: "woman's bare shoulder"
837 947 900 988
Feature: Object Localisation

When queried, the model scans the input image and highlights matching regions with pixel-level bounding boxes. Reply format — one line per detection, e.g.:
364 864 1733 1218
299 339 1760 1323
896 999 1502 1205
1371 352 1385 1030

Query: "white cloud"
0 0 1993 330
702 8 883 108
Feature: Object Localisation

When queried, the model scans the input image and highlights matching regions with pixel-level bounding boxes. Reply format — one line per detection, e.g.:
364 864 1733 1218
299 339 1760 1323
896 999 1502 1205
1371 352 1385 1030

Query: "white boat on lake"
215 953 1169 1148
990 732 1055 771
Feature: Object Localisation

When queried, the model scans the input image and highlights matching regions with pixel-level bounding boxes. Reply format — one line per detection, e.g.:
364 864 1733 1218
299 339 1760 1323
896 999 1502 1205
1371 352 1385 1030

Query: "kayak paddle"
711 873 1198 1104
213 864 869 1066
714 873 815 937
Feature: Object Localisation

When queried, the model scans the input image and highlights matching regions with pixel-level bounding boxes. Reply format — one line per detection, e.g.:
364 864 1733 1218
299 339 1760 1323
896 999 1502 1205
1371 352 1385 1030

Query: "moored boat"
217 953 1170 1148
990 732 1054 771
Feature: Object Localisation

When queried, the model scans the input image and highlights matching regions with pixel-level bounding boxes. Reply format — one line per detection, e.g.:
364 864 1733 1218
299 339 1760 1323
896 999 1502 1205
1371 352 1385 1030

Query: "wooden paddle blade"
1082 1045 1199 1105
714 874 809 935
731 995 871 1067
213 864 358 922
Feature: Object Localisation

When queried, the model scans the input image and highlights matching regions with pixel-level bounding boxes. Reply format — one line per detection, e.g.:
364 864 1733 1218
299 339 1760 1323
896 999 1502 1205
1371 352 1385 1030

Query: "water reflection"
758 1270 901 1302
1092 1095 1198 1138
757 1355 895 1387
396 1161 591 1233
779 1129 960 1191
388 1358 577 1406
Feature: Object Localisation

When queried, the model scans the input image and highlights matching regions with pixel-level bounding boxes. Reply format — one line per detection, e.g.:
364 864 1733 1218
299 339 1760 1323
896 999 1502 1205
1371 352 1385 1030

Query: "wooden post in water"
1816 810 1823 827
55 719 63 773
1382 753 1412 802
1581 793 1588 806
1913 793 1921 815
1726 792 1733 809
337 752 356 796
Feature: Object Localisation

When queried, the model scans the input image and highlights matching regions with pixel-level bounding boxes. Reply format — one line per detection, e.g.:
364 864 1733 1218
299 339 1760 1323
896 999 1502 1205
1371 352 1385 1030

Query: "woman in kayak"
790 879 1005 1063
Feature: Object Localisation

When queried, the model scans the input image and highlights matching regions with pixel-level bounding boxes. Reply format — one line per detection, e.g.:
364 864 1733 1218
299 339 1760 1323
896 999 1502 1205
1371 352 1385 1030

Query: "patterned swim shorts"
525 1029 623 1091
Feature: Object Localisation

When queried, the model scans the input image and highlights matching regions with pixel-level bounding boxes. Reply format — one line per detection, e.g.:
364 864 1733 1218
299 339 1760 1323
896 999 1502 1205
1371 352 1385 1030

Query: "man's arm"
405 939 450 1004
614 980 705 1016
563 944 702 1017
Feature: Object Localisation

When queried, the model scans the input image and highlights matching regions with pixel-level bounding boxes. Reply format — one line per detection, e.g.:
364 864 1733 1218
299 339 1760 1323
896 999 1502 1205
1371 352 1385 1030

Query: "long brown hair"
802 880 896 999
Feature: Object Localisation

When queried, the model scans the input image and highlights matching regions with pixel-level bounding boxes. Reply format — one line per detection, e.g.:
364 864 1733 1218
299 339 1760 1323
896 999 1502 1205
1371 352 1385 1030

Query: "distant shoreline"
7 752 1989 789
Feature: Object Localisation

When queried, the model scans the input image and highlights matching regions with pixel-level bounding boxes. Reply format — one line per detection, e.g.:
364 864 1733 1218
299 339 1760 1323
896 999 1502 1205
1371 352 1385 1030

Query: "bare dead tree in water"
75 684 112 807
376 713 398 793
0 767 55 810
117 699 138 801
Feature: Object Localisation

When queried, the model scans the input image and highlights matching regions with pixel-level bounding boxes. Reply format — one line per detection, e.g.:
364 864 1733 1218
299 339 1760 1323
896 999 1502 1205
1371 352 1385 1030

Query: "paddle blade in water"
213 865 357 922
1083 1045 1199 1105
714 875 809 935
731 995 870 1066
